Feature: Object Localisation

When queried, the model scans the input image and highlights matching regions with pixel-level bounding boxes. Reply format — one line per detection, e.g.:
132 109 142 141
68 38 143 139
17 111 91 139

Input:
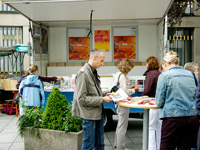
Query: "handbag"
110 73 122 93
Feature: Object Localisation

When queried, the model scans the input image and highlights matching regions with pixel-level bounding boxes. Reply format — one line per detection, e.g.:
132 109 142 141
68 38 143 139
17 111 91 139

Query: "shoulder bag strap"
116 73 122 86
191 71 198 87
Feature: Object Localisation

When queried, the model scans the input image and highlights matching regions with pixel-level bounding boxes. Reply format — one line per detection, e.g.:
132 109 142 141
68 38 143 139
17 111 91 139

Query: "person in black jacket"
142 56 162 150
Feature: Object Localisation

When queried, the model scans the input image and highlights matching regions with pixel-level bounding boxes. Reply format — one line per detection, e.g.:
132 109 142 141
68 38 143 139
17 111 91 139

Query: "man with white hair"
72 49 113 150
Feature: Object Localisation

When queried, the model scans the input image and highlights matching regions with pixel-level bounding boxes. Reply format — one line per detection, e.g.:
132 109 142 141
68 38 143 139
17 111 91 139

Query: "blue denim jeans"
82 114 104 150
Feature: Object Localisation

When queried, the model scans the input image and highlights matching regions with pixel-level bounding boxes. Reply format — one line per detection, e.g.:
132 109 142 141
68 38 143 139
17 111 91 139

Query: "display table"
117 101 159 150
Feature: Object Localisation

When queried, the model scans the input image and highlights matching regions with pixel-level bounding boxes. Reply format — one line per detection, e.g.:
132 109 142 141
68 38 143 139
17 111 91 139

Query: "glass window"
168 28 193 66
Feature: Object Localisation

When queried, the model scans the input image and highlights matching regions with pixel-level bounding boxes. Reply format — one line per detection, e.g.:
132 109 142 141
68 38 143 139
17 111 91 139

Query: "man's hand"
106 93 112 96
103 96 113 103
134 85 139 92
57 77 64 81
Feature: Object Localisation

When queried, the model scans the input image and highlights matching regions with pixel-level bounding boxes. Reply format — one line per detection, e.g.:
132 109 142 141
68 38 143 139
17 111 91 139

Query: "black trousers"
161 116 199 150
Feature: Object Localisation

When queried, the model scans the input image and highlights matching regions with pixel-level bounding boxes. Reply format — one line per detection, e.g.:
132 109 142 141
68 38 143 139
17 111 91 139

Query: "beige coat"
72 63 103 120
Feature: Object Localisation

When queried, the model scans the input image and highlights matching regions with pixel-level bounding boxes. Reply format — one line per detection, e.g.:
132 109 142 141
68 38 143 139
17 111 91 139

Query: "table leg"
143 109 149 150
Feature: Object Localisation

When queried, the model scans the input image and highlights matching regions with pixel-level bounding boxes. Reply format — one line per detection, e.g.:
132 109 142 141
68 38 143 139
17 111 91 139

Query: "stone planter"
24 128 83 150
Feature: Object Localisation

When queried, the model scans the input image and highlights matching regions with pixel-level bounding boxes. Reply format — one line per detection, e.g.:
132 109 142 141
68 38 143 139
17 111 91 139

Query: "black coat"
142 69 161 97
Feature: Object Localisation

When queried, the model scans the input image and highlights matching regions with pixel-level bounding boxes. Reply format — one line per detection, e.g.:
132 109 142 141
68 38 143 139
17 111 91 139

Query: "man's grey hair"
184 62 199 72
89 49 103 59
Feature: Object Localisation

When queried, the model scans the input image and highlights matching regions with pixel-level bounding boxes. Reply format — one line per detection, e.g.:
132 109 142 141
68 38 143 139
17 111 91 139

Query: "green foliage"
168 0 200 27
42 87 82 133
17 106 43 138
17 87 82 138
64 106 82 133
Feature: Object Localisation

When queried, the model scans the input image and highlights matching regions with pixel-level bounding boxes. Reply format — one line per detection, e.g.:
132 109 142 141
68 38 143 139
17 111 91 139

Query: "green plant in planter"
64 107 82 133
42 87 82 132
17 87 82 139
17 105 43 138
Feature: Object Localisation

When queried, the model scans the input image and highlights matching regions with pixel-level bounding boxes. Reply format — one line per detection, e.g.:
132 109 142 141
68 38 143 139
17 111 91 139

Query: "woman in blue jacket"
156 51 198 150
19 64 45 112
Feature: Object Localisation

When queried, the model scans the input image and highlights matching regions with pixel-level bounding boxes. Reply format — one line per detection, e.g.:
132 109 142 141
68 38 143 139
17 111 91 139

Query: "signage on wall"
69 37 90 60
94 30 110 52
114 36 136 59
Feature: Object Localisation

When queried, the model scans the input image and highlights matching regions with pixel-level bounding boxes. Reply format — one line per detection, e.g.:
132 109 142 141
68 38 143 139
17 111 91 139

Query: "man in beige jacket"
72 49 113 150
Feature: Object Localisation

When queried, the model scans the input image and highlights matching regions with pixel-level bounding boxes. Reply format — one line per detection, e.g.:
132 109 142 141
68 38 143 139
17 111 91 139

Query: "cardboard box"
56 62 66 66
133 62 143 66
73 62 82 66
65 62 74 66
81 62 86 66
104 62 115 66
115 62 120 66
48 62 57 67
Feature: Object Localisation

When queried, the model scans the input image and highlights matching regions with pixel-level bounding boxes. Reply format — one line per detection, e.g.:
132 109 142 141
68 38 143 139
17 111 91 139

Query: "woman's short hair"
184 62 199 72
27 64 38 74
117 58 134 73
162 51 179 65
146 56 159 70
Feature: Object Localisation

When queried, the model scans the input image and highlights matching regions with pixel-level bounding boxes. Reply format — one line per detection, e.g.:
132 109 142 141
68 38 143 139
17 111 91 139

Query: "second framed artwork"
114 36 136 59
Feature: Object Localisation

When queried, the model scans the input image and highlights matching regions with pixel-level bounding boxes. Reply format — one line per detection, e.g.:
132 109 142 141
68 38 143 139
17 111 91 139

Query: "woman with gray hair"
184 62 199 78
155 51 199 150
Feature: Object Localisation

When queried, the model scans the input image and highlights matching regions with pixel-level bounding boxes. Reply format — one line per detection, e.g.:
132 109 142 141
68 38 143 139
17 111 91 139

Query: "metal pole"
163 15 168 55
40 24 42 76
7 55 9 75
143 109 149 150
11 51 14 75
29 21 34 65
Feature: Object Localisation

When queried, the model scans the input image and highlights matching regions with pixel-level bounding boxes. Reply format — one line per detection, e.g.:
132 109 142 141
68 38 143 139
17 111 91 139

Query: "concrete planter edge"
24 128 83 150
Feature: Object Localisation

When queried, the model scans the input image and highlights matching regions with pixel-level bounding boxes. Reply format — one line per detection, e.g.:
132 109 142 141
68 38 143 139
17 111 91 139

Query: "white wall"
49 27 67 62
48 25 157 62
138 25 157 61
47 24 157 76
47 65 146 76
23 26 30 71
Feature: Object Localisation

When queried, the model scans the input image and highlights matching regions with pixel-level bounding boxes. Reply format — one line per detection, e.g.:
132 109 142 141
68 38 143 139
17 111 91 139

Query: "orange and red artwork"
69 37 90 60
94 30 110 52
114 36 136 59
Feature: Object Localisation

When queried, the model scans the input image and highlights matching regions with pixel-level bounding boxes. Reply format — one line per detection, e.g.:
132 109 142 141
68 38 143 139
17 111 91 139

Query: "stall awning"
5 0 173 26
0 45 28 57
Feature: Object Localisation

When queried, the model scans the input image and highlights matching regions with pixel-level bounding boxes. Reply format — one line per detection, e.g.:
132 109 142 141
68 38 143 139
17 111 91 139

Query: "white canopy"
6 0 173 26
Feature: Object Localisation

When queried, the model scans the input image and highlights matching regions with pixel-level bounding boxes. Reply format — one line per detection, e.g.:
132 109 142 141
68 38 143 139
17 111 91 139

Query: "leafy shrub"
17 87 82 137
17 105 43 137
42 87 82 133
64 107 82 133
42 87 70 130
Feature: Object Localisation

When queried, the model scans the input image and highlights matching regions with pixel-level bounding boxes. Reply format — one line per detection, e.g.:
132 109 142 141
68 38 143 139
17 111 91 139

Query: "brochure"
110 88 128 102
